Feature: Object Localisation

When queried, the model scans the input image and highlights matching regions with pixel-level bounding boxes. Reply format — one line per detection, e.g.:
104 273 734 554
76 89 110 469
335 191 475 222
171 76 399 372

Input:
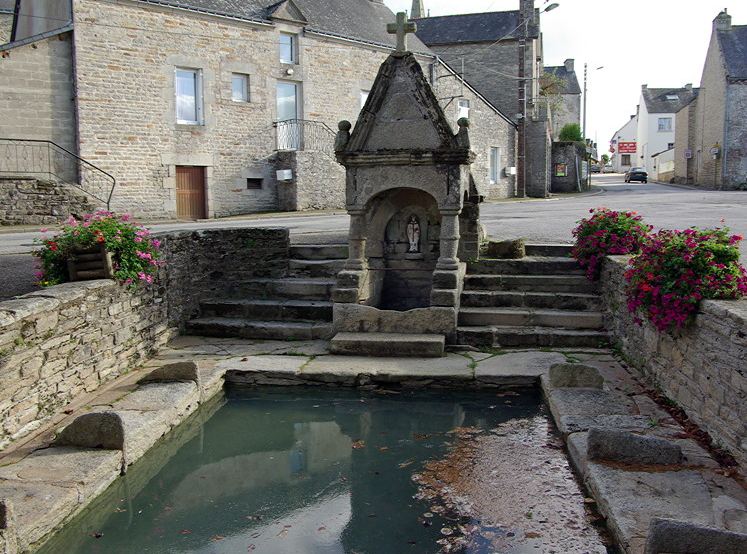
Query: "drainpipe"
723 81 730 190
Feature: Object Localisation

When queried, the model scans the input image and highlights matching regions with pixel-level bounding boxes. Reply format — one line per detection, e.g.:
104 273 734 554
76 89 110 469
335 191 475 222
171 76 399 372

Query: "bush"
558 123 583 142
572 208 651 280
34 211 164 288
624 227 747 332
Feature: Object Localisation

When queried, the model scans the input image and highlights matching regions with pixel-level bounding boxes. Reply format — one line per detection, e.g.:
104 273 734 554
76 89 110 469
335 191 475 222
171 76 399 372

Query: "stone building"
674 10 747 189
0 1 12 43
411 0 557 198
543 59 581 139
0 0 516 221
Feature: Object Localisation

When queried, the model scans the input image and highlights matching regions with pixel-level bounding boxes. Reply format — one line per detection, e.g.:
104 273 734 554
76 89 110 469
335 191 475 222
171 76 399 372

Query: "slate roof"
132 0 428 51
641 86 699 114
719 25 747 79
413 10 538 45
544 65 581 95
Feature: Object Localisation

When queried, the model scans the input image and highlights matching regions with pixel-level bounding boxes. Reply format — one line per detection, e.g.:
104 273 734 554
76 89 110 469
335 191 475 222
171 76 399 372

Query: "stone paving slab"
301 353 474 382
474 350 567 385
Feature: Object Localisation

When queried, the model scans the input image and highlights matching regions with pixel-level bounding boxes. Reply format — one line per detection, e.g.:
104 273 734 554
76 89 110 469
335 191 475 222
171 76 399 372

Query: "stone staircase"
186 244 347 340
456 245 608 349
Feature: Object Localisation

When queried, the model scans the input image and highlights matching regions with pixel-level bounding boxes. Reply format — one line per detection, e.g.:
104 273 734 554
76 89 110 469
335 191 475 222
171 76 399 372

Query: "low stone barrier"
0 227 289 449
600 255 747 468
0 179 99 226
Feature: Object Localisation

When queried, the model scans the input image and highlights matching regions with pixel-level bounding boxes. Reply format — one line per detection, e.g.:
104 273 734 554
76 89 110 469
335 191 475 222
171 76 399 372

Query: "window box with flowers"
34 211 164 289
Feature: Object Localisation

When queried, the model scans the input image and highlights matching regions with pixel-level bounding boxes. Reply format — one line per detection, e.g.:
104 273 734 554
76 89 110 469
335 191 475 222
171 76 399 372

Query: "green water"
36 386 551 554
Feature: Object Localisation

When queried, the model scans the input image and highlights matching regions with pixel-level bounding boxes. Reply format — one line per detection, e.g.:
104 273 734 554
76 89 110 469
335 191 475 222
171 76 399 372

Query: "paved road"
2 174 746 300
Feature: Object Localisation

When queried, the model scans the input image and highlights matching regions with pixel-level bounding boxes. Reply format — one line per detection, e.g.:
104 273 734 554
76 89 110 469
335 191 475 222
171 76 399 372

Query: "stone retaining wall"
0 227 289 449
0 179 102 226
601 255 747 467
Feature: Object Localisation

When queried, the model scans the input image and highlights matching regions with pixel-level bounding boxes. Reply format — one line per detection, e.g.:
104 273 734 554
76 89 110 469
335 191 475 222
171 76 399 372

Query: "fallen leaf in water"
251 532 261 538
213 536 224 540
351 440 365 449
317 526 326 532
380 446 389 451
64 409 74 414
88 533 103 538
399 461 414 468
181 530 191 534
413 433 428 439
278 529 288 538
367 514 377 518
247 545 256 552
406 541 417 545
525 532 542 538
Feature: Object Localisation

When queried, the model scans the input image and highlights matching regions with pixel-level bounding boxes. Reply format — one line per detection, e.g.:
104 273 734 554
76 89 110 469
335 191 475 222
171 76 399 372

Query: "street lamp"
582 63 604 141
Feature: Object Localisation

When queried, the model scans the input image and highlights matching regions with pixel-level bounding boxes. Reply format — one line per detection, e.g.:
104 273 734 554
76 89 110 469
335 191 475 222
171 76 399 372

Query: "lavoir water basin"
35 386 614 554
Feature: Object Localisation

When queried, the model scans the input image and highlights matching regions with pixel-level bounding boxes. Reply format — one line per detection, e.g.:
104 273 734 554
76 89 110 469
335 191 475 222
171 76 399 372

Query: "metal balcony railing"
273 119 336 157
0 138 116 210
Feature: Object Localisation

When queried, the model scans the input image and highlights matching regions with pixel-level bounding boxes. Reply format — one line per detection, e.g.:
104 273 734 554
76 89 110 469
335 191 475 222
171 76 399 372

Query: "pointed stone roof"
267 0 307 24
342 53 465 156
719 25 747 80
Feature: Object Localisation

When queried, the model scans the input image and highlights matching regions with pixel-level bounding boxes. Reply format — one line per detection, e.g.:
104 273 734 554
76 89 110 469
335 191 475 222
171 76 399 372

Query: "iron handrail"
0 138 116 210
273 119 336 157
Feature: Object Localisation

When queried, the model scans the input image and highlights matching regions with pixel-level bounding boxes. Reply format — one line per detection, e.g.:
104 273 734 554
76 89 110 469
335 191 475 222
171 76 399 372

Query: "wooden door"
176 166 206 220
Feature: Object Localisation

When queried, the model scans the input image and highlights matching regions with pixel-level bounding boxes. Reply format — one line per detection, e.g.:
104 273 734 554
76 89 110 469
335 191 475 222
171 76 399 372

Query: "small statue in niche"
406 215 421 253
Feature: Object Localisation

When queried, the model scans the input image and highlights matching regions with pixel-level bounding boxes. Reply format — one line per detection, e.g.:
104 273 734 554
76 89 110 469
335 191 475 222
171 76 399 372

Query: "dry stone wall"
0 179 102 225
0 227 289 449
601 256 747 467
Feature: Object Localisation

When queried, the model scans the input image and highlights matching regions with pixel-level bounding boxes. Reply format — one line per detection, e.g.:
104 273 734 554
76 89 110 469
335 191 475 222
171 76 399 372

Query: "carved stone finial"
387 12 417 57
456 117 470 149
334 120 352 152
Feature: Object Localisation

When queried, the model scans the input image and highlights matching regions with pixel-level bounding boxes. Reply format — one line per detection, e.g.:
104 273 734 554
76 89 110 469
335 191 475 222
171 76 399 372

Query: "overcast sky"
382 0 747 152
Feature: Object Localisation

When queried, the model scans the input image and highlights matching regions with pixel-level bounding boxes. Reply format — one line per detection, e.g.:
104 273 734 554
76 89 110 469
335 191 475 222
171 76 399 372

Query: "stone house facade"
674 10 747 189
543 59 581 139
1 0 517 221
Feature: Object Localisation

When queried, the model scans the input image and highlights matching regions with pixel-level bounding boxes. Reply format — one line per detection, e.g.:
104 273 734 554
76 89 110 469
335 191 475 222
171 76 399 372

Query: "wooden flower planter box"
67 244 115 281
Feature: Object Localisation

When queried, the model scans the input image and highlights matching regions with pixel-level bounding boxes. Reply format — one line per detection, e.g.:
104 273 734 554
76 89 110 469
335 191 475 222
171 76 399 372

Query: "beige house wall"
692 32 727 188
674 101 696 185
0 12 12 44
0 32 77 153
724 83 747 188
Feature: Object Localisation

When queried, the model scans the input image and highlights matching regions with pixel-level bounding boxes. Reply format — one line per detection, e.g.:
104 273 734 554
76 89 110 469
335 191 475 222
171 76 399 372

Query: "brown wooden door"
176 166 206 219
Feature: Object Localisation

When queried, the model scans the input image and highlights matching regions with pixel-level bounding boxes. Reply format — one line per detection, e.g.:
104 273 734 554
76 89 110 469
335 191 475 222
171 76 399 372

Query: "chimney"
684 83 693 91
714 9 731 31
564 59 574 72
642 84 648 90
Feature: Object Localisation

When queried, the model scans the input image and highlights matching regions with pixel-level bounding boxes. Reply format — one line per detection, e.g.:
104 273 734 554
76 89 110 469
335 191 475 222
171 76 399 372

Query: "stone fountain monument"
329 13 482 357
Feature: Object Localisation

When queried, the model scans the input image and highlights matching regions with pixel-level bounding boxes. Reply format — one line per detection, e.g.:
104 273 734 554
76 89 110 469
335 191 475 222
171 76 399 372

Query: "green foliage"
33 211 164 288
558 123 583 142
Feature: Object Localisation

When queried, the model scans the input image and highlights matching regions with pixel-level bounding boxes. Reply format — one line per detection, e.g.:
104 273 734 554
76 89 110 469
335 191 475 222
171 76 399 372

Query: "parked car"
590 164 601 173
603 163 613 173
624 167 648 183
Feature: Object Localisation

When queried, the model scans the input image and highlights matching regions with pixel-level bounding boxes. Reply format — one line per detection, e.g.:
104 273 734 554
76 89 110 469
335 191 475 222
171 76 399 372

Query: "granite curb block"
541 361 747 554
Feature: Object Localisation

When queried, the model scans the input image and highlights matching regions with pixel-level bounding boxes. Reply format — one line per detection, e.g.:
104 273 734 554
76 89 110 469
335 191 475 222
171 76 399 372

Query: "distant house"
0 0 516 221
636 84 698 176
543 59 582 139
609 115 638 174
412 0 554 198
674 10 747 189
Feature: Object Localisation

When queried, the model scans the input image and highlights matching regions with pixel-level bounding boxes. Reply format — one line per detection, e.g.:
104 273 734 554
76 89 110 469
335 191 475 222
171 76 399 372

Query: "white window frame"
279 33 296 64
361 90 370 108
175 68 204 125
657 117 672 132
489 147 501 184
458 99 470 120
232 73 249 102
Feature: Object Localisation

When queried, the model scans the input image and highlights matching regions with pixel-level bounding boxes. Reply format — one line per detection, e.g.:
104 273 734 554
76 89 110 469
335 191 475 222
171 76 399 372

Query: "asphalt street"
1 174 746 300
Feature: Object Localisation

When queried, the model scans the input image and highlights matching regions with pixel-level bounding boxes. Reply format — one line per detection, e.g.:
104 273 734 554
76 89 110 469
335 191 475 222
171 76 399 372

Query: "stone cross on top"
387 12 416 57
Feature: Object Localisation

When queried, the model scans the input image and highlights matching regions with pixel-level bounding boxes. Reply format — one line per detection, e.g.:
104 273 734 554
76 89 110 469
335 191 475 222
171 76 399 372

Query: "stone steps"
461 290 602 311
186 244 345 341
456 326 607 348
187 317 334 341
330 332 445 357
199 298 333 322
464 274 597 294
458 307 605 329
457 244 607 349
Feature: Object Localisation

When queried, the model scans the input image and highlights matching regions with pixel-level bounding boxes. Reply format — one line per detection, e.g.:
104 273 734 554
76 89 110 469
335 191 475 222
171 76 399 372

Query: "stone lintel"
336 149 475 167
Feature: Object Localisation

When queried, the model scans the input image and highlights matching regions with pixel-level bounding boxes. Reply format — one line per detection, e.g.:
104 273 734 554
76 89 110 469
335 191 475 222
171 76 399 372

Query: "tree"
601 154 610 164
558 123 583 142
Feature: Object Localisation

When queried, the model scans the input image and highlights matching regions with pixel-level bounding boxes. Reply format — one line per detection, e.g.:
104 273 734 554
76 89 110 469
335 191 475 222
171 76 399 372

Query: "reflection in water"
37 387 559 554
